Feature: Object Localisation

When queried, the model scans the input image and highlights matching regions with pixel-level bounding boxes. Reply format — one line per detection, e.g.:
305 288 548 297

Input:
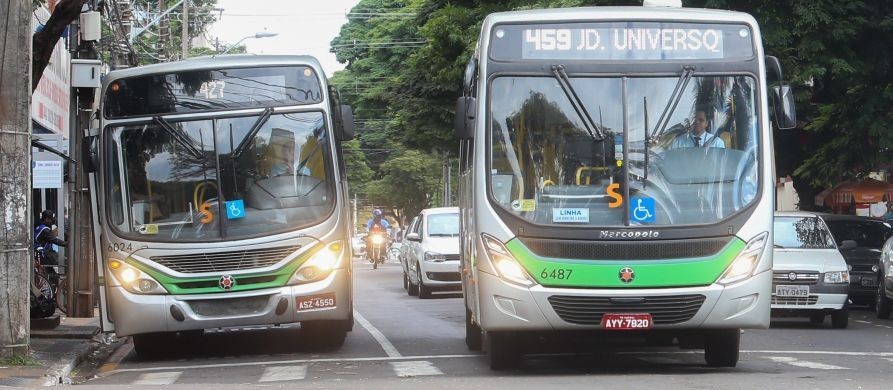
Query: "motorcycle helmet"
373 209 382 217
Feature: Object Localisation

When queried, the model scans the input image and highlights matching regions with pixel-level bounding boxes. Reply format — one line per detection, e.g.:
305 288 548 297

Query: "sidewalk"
0 314 106 387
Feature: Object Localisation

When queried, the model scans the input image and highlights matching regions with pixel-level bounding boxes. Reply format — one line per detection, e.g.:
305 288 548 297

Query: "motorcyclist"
365 209 390 263
34 209 67 279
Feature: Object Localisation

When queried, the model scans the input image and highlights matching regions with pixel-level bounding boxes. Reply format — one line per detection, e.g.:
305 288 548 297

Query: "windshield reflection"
488 75 758 227
108 112 333 241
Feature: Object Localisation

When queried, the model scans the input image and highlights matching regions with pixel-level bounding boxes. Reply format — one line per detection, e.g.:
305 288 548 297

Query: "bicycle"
30 248 68 318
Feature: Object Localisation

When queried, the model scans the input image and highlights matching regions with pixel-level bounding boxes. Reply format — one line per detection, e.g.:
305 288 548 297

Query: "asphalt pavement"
74 258 893 389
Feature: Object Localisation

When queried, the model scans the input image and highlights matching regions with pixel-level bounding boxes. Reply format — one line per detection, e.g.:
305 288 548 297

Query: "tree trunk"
32 0 87 92
1 0 34 358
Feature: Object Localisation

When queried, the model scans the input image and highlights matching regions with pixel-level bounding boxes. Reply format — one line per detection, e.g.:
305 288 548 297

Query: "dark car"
820 214 893 306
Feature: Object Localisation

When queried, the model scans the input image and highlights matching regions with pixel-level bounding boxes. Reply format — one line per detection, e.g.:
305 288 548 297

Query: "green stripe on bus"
505 237 745 288
126 244 324 295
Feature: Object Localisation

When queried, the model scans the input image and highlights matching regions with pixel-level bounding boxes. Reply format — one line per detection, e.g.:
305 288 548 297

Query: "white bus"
90 55 356 356
455 3 797 369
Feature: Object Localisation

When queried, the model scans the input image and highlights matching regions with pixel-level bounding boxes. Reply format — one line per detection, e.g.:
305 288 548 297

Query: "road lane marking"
620 350 893 357
855 320 872 324
100 354 481 376
765 356 849 370
259 365 307 382
353 310 402 358
97 340 134 373
133 371 182 385
391 361 443 377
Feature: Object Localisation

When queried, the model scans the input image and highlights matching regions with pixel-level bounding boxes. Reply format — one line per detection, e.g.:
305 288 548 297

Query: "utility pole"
181 0 189 58
0 0 33 357
157 0 168 61
442 157 450 207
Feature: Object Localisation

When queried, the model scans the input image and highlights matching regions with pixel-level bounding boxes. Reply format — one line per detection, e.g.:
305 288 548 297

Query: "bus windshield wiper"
551 65 604 141
231 107 274 159
649 65 696 143
152 116 203 159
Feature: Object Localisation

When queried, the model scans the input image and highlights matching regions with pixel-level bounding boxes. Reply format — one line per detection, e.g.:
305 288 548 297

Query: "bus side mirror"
339 105 355 141
454 97 476 140
772 85 797 130
86 135 99 173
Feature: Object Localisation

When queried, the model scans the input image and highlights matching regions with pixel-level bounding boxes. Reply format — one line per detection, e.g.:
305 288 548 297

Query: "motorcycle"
366 230 389 269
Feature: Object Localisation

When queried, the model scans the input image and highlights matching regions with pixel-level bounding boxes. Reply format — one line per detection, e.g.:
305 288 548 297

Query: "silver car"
772 212 850 328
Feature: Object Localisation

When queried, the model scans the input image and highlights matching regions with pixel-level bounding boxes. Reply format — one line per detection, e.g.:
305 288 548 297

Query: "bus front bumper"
477 269 771 332
107 269 351 337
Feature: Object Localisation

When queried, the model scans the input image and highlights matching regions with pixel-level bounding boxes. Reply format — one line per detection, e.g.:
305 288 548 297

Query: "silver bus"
454 3 797 369
91 55 356 356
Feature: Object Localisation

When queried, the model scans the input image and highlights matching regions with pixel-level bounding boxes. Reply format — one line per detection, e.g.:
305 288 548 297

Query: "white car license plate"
775 285 809 297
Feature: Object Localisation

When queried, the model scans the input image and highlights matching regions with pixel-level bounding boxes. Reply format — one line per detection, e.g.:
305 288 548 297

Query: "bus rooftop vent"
643 0 682 7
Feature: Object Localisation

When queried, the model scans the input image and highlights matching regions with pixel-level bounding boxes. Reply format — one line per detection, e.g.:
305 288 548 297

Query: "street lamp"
221 32 279 54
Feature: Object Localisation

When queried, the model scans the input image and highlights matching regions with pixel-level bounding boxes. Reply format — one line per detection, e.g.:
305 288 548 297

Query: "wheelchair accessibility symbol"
629 197 655 223
226 200 246 220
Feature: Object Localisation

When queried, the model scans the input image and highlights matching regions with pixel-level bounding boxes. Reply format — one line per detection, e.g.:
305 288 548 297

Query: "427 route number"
540 268 573 280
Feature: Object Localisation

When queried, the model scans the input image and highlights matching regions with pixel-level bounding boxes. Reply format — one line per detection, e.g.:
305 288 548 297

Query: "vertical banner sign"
31 7 71 138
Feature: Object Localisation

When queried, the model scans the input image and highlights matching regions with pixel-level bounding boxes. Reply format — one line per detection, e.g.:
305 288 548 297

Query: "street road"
78 258 893 389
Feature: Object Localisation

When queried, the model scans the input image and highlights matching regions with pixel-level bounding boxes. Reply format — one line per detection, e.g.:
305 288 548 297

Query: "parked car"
403 207 461 298
772 212 850 328
876 236 893 319
820 214 893 306
399 216 419 290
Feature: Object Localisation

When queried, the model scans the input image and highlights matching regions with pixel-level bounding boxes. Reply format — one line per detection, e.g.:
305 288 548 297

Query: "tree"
366 150 440 220
32 0 87 91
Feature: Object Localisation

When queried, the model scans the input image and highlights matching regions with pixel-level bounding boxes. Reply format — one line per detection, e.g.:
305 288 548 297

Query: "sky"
207 0 361 76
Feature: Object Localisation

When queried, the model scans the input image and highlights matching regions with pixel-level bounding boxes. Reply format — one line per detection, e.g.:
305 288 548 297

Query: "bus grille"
519 237 730 260
151 246 301 273
548 294 706 325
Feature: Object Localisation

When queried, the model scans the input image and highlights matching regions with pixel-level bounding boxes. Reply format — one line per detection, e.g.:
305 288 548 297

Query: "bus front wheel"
465 307 482 351
132 332 176 359
487 331 520 370
302 320 347 350
704 329 740 367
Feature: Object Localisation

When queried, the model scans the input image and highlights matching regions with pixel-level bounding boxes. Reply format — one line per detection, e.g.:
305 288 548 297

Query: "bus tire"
488 331 520 370
831 308 849 329
302 320 347 350
403 272 408 290
132 332 175 359
465 307 482 351
704 329 739 367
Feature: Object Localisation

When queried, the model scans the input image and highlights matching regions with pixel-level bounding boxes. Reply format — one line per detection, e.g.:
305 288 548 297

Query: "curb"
40 341 100 386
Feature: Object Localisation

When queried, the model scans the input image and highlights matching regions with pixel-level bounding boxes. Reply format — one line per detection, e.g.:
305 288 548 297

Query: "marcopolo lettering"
599 230 660 239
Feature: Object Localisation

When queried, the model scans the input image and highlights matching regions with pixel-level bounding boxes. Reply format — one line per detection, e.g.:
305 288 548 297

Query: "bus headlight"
717 232 768 286
108 259 167 294
482 234 534 287
824 271 850 284
291 241 343 284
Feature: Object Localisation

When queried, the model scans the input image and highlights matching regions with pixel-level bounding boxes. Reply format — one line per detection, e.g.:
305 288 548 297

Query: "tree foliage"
332 0 893 212
366 149 441 221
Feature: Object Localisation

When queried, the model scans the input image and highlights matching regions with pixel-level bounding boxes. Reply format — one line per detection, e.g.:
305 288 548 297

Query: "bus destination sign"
490 22 754 61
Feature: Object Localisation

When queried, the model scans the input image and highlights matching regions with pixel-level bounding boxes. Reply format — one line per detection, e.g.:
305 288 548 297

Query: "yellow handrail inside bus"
576 166 610 185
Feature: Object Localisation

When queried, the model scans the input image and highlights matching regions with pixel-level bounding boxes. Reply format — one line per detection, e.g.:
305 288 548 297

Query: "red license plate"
296 293 336 311
601 313 653 330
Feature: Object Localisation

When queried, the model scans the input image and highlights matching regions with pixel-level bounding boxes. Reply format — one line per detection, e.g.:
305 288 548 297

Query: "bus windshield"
107 111 333 241
489 75 758 227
